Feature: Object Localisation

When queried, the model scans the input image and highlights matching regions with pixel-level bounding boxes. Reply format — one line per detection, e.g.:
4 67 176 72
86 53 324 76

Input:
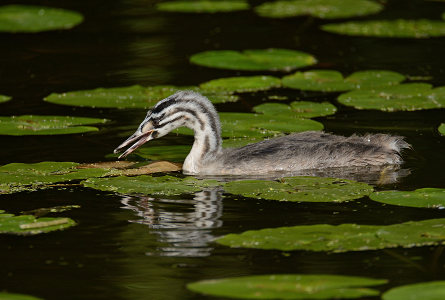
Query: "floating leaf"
322 19 445 38
217 218 445 252
82 175 220 196
382 281 445 300
0 94 11 103
370 188 445 208
439 123 445 135
282 70 405 92
337 83 445 111
200 76 281 93
255 0 382 19
0 292 43 300
188 274 387 299
190 48 317 71
224 176 373 203
0 115 107 136
0 5 83 33
254 101 337 118
0 210 76 235
157 0 249 13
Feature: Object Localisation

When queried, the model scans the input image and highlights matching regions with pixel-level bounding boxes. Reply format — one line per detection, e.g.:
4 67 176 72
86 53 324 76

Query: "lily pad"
282 70 405 92
216 218 445 252
200 76 281 93
337 83 445 111
156 0 249 13
0 210 76 235
0 94 11 103
44 85 237 108
255 0 382 19
82 175 220 196
224 176 373 203
383 281 445 300
370 188 445 209
0 115 107 136
190 48 317 71
253 101 337 118
439 123 445 135
322 19 445 38
0 292 43 300
188 274 387 299
0 5 83 33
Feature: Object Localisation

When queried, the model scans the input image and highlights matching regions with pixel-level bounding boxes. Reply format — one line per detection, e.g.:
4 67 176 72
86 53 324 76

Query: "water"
1 0 445 299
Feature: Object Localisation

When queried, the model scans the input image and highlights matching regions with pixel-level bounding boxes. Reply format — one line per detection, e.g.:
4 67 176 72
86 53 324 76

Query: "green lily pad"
157 0 249 13
190 49 317 71
370 188 445 209
255 0 382 19
0 5 83 33
0 292 43 300
337 83 445 111
322 19 445 38
0 94 11 103
383 281 445 300
254 101 337 118
0 210 76 235
282 70 405 92
439 123 445 135
217 218 445 253
0 115 107 136
188 274 387 299
223 176 373 203
82 175 220 196
44 85 237 108
200 76 281 93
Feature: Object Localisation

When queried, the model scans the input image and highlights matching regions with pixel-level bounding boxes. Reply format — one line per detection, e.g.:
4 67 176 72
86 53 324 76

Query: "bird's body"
114 91 409 175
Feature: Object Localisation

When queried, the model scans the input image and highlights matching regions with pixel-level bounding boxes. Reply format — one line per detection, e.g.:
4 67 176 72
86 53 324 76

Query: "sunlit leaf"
254 101 337 118
188 274 387 299
383 281 445 300
0 5 83 33
439 123 445 135
370 188 445 208
0 94 11 103
157 0 249 13
200 76 281 93
0 292 43 300
190 48 317 71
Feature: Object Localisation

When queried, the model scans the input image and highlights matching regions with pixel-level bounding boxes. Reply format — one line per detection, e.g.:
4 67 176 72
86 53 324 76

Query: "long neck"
153 91 223 173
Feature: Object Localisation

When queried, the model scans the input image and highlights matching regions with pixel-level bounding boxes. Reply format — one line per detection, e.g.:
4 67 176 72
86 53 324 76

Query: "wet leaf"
255 0 382 19
0 115 108 136
190 48 317 71
0 94 11 103
382 281 445 300
224 176 373 202
188 274 387 299
157 0 249 13
253 101 337 118
0 5 83 33
82 175 220 196
322 19 445 38
370 188 445 208
200 76 281 93
439 123 445 135
0 210 76 235
282 70 405 92
217 218 445 252
0 292 43 300
337 83 445 111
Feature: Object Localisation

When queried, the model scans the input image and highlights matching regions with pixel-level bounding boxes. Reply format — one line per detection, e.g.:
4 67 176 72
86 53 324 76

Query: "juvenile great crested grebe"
114 91 410 175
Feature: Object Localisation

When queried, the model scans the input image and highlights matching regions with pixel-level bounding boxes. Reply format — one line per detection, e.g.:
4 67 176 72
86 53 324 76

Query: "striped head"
114 90 222 159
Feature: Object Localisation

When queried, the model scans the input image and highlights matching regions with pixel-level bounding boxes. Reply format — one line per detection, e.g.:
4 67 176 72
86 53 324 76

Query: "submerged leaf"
370 188 445 208
224 176 373 202
322 19 445 38
188 274 387 299
157 0 249 13
217 218 445 252
337 83 445 111
0 94 11 103
383 281 445 300
282 70 405 92
0 115 107 135
200 76 281 93
190 48 317 71
0 5 83 33
254 101 337 118
0 292 43 300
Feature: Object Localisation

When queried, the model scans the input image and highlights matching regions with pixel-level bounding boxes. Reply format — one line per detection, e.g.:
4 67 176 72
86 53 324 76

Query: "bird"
114 90 410 175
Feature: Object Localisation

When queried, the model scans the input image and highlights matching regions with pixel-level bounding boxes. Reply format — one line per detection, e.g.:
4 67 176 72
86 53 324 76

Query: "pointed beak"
114 129 154 159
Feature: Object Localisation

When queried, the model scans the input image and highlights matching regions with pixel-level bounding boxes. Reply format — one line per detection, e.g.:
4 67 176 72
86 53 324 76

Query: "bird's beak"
113 129 155 159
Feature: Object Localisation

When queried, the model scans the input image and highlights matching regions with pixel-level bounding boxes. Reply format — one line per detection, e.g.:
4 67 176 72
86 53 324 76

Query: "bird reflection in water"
120 188 223 257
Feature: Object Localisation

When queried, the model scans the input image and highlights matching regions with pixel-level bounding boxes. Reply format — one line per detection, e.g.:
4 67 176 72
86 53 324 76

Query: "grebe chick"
114 91 410 175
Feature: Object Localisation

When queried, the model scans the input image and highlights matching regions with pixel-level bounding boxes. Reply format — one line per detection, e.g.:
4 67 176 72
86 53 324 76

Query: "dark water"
1 0 445 299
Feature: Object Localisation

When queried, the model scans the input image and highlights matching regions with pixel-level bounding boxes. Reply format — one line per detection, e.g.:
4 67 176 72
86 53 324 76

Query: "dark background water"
1 0 445 299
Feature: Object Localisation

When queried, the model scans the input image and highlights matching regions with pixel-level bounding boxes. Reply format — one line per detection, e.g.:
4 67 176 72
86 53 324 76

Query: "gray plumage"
114 91 410 175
